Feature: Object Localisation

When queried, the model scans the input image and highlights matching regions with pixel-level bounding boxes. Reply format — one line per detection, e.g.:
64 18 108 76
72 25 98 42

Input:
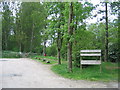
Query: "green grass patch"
32 55 57 60
51 62 119 82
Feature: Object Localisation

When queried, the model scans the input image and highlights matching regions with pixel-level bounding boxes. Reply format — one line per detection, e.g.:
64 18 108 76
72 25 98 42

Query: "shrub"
2 51 22 58
108 43 119 62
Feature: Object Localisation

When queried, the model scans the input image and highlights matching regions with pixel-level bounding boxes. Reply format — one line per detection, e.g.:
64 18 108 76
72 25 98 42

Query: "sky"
85 0 118 24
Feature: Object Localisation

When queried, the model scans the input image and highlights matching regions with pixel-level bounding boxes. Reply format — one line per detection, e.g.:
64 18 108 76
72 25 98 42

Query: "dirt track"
0 58 118 88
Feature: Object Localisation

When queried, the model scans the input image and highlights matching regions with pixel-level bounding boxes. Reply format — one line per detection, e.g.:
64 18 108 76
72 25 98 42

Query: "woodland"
1 1 119 73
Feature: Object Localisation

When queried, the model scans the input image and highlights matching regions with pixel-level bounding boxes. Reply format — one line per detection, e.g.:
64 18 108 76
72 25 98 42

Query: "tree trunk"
5 30 8 50
67 42 72 72
30 24 34 53
74 18 78 67
56 13 64 64
67 2 73 72
118 8 120 62
58 48 61 64
19 43 22 52
57 30 62 64
104 2 108 62
43 40 46 55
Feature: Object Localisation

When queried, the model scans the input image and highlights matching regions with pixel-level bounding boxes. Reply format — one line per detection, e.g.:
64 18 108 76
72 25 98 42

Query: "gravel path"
0 58 118 88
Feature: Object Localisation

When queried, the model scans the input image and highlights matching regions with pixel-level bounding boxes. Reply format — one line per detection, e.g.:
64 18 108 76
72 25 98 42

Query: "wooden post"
100 56 102 73
80 55 82 71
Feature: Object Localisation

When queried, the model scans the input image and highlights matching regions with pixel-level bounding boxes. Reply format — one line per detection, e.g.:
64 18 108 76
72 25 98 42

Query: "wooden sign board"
80 50 102 72
81 60 101 65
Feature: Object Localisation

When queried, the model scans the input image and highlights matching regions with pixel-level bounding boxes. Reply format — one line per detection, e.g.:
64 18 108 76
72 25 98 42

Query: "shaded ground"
0 58 119 88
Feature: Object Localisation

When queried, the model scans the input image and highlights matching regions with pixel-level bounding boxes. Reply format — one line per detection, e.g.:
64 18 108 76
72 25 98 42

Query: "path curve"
0 58 118 88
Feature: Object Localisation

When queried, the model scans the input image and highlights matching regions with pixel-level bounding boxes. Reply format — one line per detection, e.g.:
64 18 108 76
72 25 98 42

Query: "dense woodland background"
1 1 119 72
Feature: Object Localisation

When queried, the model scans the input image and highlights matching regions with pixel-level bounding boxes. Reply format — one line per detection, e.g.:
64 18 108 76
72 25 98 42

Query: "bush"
46 44 57 56
2 51 22 58
109 43 119 62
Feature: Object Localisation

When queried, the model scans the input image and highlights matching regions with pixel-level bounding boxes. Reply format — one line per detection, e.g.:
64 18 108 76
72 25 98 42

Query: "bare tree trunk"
5 31 8 50
0 27 2 58
67 42 72 72
56 12 64 64
43 21 47 56
67 2 73 72
19 43 22 52
43 40 46 55
104 2 108 62
57 30 62 64
74 19 78 67
58 48 61 64
118 9 120 62
30 24 34 53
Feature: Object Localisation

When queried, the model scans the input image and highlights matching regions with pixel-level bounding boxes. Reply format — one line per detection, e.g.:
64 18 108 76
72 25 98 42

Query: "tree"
67 2 73 72
45 2 65 64
2 3 13 50
110 2 120 62
0 3 1 57
55 3 65 64
104 2 108 62
17 2 47 53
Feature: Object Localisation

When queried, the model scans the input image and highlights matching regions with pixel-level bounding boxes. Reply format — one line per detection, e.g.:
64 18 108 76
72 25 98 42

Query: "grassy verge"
51 62 119 82
32 55 119 82
32 55 58 64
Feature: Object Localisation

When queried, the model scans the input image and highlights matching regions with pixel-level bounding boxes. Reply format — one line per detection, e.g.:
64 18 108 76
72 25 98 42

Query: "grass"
51 62 119 82
32 55 119 82
32 55 58 64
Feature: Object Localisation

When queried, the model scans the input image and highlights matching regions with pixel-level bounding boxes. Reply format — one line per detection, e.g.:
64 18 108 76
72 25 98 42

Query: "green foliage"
88 23 106 49
2 3 14 50
110 2 120 15
18 2 47 52
0 25 1 58
109 43 119 62
46 44 57 56
2 2 47 53
108 22 118 62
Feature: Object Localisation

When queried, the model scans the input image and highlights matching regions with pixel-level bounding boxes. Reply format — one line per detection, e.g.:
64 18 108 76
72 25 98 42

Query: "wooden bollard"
43 59 46 62
46 61 50 63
